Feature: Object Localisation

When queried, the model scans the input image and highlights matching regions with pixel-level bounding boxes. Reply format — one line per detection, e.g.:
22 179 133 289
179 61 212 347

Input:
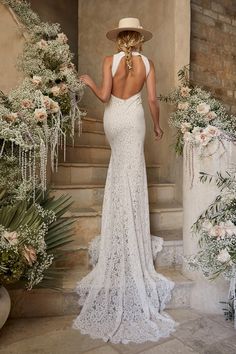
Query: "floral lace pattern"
72 93 177 344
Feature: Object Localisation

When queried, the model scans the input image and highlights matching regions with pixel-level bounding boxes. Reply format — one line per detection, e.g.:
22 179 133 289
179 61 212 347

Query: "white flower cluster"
0 0 85 194
160 75 236 154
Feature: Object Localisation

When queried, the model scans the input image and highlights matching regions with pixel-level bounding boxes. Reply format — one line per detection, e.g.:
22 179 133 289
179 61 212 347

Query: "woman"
72 17 177 344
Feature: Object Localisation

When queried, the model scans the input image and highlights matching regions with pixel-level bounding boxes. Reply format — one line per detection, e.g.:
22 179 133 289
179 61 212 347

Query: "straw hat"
106 17 152 42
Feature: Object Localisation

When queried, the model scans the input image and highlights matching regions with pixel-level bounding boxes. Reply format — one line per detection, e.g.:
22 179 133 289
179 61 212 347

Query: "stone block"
211 2 225 15
192 12 216 27
203 8 218 20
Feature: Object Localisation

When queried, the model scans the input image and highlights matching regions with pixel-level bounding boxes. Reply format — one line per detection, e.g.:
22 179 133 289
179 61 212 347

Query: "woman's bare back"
111 55 147 99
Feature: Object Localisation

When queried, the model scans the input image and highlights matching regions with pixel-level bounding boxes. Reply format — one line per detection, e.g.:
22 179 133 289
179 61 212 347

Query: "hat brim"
106 27 153 42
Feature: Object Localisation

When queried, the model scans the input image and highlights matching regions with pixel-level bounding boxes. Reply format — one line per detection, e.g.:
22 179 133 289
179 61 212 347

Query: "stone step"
50 182 176 208
80 116 104 132
61 201 183 246
8 266 193 318
149 201 183 230
59 144 111 164
67 129 109 146
52 162 161 185
51 232 183 269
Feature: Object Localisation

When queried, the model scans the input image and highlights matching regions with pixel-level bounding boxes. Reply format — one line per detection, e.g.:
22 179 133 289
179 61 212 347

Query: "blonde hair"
116 31 144 70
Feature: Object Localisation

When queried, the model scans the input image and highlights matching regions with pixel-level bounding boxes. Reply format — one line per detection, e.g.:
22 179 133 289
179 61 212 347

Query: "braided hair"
116 31 144 71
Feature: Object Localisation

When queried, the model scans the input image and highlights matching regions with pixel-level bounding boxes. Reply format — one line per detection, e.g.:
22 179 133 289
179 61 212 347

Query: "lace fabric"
72 93 177 344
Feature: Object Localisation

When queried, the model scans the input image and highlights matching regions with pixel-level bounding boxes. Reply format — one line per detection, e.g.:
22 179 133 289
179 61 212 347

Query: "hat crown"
118 17 143 30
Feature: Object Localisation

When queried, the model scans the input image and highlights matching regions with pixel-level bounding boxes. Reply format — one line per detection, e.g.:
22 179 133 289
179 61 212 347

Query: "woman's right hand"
154 125 164 140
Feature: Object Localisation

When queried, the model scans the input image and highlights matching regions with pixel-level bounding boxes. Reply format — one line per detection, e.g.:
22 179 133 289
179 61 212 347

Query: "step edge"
51 183 176 190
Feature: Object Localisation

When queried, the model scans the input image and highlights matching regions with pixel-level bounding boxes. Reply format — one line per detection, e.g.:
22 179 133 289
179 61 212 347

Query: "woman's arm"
146 60 163 140
79 56 113 103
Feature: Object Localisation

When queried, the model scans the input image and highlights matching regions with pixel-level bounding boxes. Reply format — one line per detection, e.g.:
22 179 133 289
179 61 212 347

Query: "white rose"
180 122 192 134
194 131 211 146
57 33 68 44
31 75 42 86
34 108 47 122
3 231 18 245
42 96 51 110
202 220 213 231
197 103 210 115
204 125 221 138
206 111 217 121
5 112 18 123
209 224 226 239
59 83 68 94
21 99 34 109
37 39 48 49
224 220 236 236
180 86 191 97
178 102 189 110
51 86 61 96
217 249 231 263
50 100 60 113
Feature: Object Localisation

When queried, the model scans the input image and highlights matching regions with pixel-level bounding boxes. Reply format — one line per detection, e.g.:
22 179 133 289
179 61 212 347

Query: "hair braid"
116 31 144 71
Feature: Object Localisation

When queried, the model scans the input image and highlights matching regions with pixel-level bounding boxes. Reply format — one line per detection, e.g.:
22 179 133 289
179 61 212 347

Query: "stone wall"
190 0 236 113
30 0 78 67
0 3 25 93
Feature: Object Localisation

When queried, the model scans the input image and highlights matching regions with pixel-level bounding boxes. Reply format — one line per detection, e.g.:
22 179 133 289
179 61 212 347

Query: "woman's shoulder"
102 55 113 66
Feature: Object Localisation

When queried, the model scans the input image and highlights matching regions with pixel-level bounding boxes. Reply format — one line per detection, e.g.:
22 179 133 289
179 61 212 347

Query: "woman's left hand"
79 74 93 88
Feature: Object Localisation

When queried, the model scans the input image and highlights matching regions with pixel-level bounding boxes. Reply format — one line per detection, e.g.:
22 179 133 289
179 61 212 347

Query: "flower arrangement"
159 65 236 155
0 1 79 292
0 0 85 193
187 171 236 280
186 171 236 321
0 189 74 290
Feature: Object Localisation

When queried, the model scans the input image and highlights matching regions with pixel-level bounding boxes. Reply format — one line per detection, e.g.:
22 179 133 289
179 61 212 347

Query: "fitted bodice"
111 51 150 77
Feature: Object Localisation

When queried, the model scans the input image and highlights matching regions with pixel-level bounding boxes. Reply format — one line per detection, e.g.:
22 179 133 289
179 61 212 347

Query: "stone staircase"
9 115 193 318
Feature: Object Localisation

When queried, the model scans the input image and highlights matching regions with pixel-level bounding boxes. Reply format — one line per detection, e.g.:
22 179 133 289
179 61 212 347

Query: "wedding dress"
72 51 177 344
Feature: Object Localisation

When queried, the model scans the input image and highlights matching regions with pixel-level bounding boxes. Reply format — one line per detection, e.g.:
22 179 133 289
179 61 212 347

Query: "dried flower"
57 33 68 44
50 100 60 113
22 245 37 266
59 83 68 94
34 108 47 121
4 112 18 123
180 86 191 97
181 122 191 133
21 99 34 109
209 223 226 239
51 85 61 96
37 39 48 49
196 102 210 115
178 102 189 110
205 125 221 137
42 96 51 110
31 75 42 86
3 231 19 245
206 111 217 121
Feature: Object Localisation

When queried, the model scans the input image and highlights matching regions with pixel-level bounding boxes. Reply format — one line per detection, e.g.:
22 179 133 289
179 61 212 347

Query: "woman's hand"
154 125 164 140
79 74 94 88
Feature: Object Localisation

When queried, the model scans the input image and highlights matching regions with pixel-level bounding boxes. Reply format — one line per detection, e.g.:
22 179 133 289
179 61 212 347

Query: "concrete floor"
0 309 235 354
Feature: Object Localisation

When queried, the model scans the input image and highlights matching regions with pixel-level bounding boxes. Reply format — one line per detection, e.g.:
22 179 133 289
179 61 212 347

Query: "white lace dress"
72 52 177 344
